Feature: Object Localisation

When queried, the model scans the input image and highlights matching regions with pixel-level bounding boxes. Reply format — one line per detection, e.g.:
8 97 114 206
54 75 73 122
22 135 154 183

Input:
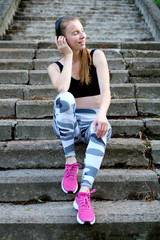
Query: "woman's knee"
55 91 75 105
54 91 76 113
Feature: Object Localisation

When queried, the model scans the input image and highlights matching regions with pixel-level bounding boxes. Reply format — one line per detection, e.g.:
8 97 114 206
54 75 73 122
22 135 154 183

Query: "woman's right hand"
55 36 73 56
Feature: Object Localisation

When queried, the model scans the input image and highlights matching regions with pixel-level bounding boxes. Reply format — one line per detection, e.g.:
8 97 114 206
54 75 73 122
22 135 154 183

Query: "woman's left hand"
93 113 109 138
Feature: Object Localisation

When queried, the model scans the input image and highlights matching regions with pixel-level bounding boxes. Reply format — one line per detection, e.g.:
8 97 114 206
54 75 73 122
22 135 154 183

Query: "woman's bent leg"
53 92 82 194
81 122 112 189
53 91 81 159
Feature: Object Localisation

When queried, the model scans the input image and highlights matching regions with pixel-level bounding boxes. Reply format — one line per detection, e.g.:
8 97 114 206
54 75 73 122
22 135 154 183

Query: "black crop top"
55 49 100 98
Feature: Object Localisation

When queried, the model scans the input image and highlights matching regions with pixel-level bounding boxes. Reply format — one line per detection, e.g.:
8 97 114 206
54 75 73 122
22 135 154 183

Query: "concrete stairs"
2 0 154 42
0 40 160 239
0 0 160 239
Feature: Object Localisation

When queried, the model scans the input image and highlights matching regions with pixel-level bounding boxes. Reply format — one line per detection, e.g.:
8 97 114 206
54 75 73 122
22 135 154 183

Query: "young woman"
48 16 112 225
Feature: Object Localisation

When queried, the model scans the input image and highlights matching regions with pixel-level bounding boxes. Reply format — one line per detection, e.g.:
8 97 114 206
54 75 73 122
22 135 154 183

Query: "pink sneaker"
73 189 96 225
61 163 82 194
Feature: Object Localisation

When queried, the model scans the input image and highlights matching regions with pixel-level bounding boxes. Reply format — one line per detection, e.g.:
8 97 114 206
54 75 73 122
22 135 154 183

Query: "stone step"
0 83 160 100
0 58 125 71
0 48 122 59
0 41 37 49
0 49 35 59
36 49 122 59
0 59 33 70
36 49 160 59
14 99 160 119
18 3 137 9
129 69 160 83
0 41 159 50
14 10 142 16
1 98 159 119
1 117 159 141
0 70 29 84
121 49 160 58
3 34 153 42
0 138 153 169
13 15 145 23
0 84 134 99
0 200 160 239
5 29 152 37
125 58 160 70
10 21 147 29
0 70 128 85
20 0 135 3
1 68 159 86
33 58 125 70
0 169 159 202
37 41 160 50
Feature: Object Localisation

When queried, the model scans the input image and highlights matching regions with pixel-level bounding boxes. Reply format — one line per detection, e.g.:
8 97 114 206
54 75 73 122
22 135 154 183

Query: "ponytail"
79 48 92 86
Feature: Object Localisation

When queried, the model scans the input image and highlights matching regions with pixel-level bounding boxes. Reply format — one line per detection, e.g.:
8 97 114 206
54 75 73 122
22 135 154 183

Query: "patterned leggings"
53 91 112 189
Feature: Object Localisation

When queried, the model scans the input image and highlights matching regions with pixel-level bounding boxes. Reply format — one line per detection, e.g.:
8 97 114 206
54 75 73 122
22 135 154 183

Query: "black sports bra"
55 49 100 98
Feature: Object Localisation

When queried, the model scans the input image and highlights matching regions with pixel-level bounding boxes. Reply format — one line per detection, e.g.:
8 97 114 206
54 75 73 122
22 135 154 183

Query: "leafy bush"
154 0 160 6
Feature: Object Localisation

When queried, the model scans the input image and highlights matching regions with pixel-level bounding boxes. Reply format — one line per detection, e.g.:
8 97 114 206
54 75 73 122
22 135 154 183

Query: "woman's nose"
80 32 86 38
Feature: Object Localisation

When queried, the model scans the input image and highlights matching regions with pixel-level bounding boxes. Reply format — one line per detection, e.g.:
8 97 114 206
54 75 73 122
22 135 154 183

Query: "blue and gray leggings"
53 91 112 189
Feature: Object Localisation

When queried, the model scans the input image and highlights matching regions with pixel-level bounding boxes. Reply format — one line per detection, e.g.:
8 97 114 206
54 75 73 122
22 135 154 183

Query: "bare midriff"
75 95 101 109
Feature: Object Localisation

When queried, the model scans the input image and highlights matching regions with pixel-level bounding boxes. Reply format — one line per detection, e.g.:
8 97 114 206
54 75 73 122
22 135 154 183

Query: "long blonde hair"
55 16 92 85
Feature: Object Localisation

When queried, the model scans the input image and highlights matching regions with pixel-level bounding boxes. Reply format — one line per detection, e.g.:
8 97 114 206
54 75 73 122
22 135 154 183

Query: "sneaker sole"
61 181 78 194
73 200 95 225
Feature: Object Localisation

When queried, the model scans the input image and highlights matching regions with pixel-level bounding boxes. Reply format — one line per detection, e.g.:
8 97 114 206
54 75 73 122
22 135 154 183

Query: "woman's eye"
74 32 78 35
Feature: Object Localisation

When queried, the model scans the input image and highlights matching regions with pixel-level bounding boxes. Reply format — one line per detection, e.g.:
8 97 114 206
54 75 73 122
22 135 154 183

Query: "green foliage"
154 0 160 6
151 115 160 118
144 141 151 148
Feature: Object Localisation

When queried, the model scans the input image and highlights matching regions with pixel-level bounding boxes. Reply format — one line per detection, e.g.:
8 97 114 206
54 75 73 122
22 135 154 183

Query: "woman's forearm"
54 53 73 92
99 90 111 117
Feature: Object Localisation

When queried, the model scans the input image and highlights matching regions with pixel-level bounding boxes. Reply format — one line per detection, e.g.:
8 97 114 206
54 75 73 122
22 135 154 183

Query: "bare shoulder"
47 62 60 73
91 49 107 67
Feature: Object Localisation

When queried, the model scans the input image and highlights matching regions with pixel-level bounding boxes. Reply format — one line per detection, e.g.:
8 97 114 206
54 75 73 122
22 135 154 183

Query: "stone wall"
135 0 160 40
0 0 21 37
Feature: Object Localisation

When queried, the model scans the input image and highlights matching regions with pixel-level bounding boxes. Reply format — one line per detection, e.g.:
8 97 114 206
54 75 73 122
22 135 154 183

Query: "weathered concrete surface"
0 59 33 70
110 84 135 99
15 120 55 140
144 118 160 136
0 49 34 59
0 201 160 240
129 69 160 83
0 169 158 202
0 41 37 49
108 99 137 117
0 99 17 118
23 85 56 100
3 0 153 42
137 99 160 116
135 83 160 99
121 49 160 58
110 119 144 137
0 120 13 140
121 42 160 50
151 140 160 165
0 85 24 99
0 138 149 169
0 70 28 84
16 100 53 119
125 58 160 70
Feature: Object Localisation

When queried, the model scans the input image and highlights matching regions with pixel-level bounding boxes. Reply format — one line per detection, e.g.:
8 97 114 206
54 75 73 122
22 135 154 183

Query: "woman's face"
64 20 86 51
